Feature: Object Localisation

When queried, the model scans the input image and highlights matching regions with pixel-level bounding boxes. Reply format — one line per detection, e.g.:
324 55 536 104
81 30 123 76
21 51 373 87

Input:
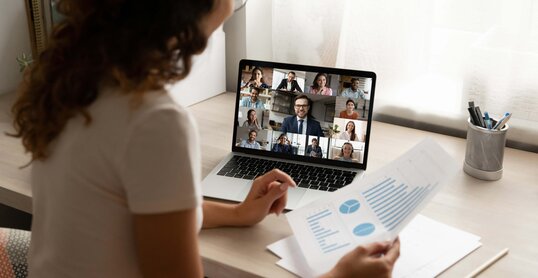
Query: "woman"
309 72 333 96
337 142 357 162
271 134 293 154
339 99 360 119
11 0 398 277
339 121 359 141
242 109 261 130
241 67 269 89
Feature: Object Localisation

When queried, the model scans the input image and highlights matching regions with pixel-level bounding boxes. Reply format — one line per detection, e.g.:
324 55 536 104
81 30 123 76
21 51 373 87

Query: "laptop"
202 59 376 210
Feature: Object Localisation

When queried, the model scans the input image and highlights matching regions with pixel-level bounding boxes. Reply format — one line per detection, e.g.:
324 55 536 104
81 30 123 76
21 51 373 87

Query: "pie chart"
353 223 375 236
339 199 360 214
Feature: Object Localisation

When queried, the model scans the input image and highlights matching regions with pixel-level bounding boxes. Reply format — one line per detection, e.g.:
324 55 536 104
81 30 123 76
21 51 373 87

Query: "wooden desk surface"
1 92 537 277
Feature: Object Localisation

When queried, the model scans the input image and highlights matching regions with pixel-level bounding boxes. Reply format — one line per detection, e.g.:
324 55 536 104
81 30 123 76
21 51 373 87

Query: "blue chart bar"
362 180 437 231
307 209 351 254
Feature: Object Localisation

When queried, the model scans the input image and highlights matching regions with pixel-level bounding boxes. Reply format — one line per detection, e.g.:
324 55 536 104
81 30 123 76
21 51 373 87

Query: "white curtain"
272 0 538 151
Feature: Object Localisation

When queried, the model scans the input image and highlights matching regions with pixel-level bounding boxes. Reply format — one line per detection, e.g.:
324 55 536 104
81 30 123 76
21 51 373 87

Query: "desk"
1 92 537 277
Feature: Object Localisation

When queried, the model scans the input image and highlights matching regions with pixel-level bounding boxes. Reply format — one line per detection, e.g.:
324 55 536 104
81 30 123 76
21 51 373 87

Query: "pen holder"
463 118 508 181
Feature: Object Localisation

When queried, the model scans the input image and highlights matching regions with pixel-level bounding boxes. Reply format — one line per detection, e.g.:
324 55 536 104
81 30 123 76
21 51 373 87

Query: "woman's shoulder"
104 87 191 127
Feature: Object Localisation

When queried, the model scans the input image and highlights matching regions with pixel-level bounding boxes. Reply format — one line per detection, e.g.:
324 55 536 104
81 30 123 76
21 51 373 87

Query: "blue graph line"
365 184 395 202
383 187 425 224
314 229 332 237
363 179 395 199
377 187 419 219
380 187 425 222
322 243 337 251
362 177 393 196
373 187 407 212
307 209 330 220
371 184 407 209
323 243 351 254
369 184 403 205
307 211 332 223
387 192 427 230
387 185 436 230
316 230 339 240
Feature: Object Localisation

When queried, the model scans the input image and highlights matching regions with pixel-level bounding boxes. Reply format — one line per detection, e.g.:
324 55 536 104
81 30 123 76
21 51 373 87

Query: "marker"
484 112 492 130
493 112 512 130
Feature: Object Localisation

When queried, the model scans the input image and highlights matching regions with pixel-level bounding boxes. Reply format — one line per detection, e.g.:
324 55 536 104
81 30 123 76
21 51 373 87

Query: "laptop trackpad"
287 187 307 208
235 182 306 208
235 181 253 201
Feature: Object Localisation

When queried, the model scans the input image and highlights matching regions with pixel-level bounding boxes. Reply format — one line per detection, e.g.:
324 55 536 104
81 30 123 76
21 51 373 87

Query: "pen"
474 106 486 128
468 101 480 126
493 112 512 130
484 112 492 130
465 248 509 278
467 107 477 125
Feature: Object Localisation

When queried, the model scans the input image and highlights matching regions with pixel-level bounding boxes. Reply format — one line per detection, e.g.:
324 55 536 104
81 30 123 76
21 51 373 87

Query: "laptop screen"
232 60 376 170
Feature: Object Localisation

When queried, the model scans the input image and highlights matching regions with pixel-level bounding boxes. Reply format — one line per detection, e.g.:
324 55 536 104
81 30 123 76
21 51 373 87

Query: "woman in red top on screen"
339 99 359 119
308 73 333 96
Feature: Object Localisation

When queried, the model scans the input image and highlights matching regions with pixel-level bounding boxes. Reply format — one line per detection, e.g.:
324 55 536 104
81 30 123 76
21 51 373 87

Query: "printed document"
268 215 481 277
286 138 459 275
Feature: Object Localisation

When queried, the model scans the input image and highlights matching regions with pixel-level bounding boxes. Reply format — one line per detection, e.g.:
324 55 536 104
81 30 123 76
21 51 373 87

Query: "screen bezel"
231 59 376 170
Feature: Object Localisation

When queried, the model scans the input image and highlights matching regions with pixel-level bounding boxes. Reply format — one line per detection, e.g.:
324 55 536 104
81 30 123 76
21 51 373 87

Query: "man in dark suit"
276 71 303 92
281 94 324 137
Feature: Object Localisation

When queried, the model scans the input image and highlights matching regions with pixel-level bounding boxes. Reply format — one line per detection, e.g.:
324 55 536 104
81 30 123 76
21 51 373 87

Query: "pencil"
465 248 509 278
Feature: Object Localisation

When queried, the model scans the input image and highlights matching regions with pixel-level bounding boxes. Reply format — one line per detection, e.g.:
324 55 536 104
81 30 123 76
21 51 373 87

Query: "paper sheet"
268 215 482 278
285 138 460 275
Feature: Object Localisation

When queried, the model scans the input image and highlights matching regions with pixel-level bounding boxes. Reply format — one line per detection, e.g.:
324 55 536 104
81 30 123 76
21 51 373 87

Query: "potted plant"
16 53 33 72
328 124 340 137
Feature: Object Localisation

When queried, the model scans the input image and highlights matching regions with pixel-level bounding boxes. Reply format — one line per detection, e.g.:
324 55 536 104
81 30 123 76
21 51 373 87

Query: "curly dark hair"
11 0 215 161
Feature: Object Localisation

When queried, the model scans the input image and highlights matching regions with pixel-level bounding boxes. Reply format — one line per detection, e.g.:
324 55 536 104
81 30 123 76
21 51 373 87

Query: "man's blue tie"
298 119 304 134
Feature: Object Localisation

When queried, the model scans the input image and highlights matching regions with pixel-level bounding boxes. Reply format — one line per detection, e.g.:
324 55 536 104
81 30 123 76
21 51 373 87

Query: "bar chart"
362 177 437 231
306 208 351 254
287 139 460 275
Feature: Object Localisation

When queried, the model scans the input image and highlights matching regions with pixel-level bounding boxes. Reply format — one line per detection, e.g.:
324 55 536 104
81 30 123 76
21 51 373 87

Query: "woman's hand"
323 238 401 278
202 169 295 228
234 169 296 226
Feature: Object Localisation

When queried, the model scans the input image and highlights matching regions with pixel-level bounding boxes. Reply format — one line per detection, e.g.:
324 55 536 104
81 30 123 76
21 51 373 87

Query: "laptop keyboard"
216 156 357 192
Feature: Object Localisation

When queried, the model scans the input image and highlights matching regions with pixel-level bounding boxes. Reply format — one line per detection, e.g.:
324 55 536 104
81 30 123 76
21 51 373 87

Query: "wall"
0 1 32 95
224 0 273 92
245 0 272 60
0 1 225 106
168 28 226 107
224 8 247 92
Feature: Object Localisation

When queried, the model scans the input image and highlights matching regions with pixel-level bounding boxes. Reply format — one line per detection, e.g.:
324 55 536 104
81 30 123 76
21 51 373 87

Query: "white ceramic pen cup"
463 117 508 181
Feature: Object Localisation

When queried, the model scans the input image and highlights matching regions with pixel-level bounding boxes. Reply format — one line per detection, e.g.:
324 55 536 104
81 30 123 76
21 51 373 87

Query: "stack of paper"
268 214 481 277
269 138 481 276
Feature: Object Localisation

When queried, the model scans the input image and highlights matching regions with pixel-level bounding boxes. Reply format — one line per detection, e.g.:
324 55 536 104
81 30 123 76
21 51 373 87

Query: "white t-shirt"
29 88 202 277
